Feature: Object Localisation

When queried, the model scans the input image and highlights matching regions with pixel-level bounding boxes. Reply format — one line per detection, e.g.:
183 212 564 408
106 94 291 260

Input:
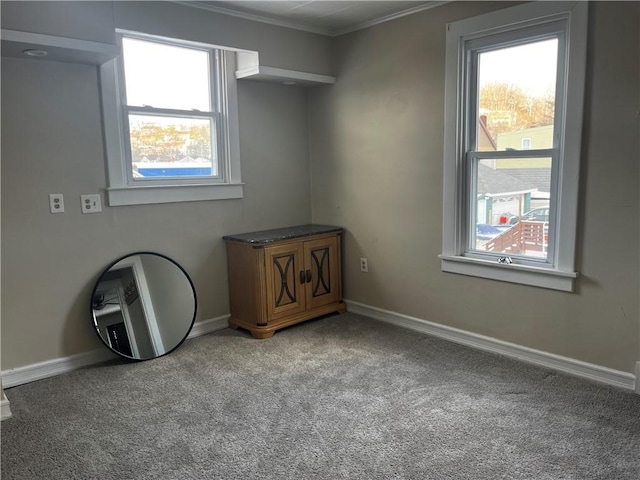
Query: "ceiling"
183 1 446 36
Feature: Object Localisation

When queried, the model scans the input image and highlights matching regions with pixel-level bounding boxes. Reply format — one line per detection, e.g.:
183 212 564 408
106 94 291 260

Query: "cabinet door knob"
306 269 312 283
300 270 306 284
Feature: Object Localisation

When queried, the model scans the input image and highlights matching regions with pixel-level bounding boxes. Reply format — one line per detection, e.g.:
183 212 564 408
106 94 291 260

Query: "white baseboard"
3 308 634 393
1 349 118 389
345 300 637 392
1 315 230 389
187 314 230 339
1 395 12 421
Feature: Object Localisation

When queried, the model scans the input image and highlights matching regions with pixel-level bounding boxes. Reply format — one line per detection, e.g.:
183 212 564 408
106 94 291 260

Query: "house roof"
498 168 551 193
478 164 534 196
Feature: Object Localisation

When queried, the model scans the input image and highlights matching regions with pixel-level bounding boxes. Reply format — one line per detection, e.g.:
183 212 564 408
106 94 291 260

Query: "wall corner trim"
1 394 12 421
1 315 230 389
344 300 637 392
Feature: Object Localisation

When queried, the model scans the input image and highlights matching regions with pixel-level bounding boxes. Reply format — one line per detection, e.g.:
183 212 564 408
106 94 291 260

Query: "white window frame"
100 29 243 206
440 1 588 292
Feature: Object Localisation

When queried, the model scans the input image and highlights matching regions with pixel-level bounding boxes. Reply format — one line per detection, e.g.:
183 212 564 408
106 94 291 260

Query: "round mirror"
90 252 197 360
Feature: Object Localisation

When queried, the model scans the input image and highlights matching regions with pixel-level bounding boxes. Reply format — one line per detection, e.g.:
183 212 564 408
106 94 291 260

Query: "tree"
129 119 212 163
185 124 212 160
479 82 555 142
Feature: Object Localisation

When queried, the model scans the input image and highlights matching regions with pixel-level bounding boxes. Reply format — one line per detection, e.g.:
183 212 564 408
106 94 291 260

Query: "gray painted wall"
1 0 316 369
1 1 116 44
308 1 639 373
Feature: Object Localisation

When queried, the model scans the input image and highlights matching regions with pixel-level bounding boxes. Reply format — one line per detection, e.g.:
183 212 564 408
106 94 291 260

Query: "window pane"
128 114 216 178
473 158 551 259
477 39 557 151
122 37 211 111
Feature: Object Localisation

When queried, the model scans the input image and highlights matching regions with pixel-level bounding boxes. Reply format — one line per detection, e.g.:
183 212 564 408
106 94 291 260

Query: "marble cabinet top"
223 224 343 244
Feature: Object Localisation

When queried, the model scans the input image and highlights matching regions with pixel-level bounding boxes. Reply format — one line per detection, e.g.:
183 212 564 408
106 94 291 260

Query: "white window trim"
440 1 588 292
100 30 243 206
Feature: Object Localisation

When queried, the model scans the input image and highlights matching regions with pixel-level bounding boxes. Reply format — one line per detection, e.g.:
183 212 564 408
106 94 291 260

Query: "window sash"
465 151 557 266
463 22 566 157
116 32 226 187
122 107 224 185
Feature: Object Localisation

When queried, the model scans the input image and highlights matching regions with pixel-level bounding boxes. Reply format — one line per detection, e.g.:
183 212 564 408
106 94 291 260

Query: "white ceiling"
183 1 446 36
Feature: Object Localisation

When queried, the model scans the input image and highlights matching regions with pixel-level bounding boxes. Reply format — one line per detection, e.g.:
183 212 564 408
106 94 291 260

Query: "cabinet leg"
229 318 275 338
250 329 275 339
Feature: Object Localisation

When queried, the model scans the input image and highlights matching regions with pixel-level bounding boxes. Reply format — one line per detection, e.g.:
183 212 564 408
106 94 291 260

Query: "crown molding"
178 1 450 37
332 1 450 36
178 1 332 36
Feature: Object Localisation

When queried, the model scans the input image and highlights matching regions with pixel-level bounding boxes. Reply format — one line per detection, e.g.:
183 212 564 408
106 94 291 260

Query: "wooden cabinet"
224 225 345 339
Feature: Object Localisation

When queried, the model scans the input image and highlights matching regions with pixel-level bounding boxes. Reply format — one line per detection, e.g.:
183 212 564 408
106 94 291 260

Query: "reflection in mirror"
91 252 197 360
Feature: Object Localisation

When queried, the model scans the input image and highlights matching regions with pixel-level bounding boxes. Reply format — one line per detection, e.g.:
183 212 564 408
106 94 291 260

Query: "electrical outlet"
81 194 102 214
360 257 369 273
49 194 64 213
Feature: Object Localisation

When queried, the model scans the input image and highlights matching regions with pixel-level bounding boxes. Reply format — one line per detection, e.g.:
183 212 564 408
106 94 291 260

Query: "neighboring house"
494 124 554 169
496 168 551 211
496 125 553 211
478 115 497 152
476 122 550 225
476 163 537 225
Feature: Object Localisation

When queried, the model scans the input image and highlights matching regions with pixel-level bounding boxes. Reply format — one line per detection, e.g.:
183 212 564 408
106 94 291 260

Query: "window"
100 31 242 206
440 2 588 292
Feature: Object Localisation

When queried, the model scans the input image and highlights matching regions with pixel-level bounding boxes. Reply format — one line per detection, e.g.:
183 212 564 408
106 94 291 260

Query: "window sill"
106 183 244 206
438 254 577 292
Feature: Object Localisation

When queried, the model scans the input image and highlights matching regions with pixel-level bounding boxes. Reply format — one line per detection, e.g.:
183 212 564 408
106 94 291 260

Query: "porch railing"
485 221 548 255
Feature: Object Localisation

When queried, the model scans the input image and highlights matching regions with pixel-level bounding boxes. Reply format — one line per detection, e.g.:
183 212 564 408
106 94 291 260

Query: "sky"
478 38 558 98
122 37 211 111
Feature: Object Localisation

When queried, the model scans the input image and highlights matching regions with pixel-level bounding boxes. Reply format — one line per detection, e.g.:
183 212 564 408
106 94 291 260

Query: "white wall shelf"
234 50 335 87
236 65 336 87
1 29 118 65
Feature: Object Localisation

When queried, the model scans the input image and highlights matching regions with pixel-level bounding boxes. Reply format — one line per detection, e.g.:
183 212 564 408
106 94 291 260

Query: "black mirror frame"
90 251 198 361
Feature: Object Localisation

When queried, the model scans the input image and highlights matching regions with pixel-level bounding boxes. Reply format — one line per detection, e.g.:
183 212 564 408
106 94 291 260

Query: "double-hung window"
100 31 242 206
440 2 588 292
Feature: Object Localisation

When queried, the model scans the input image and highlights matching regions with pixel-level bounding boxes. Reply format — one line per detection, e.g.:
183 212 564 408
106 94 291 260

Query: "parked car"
508 207 549 225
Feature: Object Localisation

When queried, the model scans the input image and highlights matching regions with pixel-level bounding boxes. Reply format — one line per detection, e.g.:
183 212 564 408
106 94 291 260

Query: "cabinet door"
304 236 341 310
265 242 306 321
